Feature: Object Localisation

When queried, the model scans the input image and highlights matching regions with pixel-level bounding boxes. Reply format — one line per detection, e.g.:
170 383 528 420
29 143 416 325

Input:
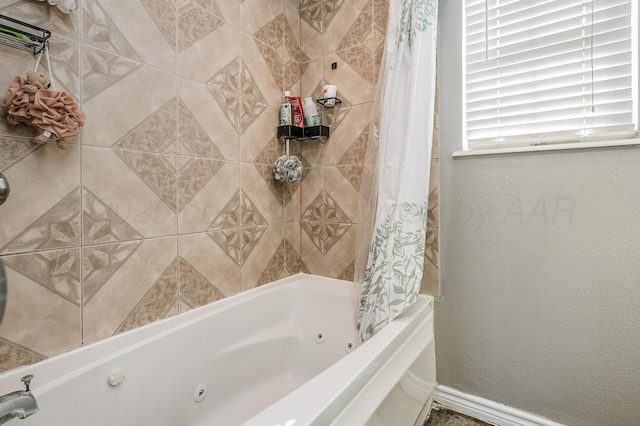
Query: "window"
463 0 637 151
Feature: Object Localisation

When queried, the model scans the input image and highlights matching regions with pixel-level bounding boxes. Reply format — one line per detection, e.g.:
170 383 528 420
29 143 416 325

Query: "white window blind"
464 0 637 150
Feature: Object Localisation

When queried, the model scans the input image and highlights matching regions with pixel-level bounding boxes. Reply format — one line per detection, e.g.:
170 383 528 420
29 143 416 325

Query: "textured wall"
436 2 640 425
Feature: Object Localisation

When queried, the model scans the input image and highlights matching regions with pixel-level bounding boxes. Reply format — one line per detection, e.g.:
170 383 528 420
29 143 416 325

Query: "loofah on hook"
2 72 51 126
1 71 83 148
29 88 85 146
273 154 303 184
2 75 32 126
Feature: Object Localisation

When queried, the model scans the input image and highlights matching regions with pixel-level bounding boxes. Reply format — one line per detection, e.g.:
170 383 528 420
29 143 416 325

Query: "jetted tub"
0 274 435 426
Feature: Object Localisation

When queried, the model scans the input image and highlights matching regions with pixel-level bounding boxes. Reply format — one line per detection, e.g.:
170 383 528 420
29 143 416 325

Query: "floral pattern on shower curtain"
357 0 438 342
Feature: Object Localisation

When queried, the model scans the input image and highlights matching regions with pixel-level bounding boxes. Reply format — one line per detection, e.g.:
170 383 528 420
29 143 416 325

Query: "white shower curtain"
357 0 438 342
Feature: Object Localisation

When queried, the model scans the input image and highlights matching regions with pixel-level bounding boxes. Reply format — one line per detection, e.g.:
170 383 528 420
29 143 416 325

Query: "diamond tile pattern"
301 190 352 255
1 188 81 254
254 14 309 88
116 258 178 333
300 0 345 33
141 0 226 52
256 239 310 285
0 0 439 374
336 3 377 84
113 97 225 213
208 190 268 265
337 125 369 190
179 257 226 307
0 338 45 373
206 57 268 133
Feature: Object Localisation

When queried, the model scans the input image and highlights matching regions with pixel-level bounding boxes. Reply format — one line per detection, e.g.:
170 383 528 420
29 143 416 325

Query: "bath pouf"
1 75 34 126
29 87 85 148
273 154 303 183
2 72 51 127
1 71 84 149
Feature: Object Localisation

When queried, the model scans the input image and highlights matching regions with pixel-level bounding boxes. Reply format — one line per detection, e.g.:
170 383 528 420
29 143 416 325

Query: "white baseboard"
434 385 565 426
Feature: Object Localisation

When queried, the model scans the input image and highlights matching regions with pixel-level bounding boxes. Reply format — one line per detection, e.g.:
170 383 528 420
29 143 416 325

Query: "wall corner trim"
433 385 566 426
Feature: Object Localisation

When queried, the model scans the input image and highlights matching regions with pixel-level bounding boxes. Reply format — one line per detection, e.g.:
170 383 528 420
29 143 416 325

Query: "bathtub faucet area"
0 375 38 424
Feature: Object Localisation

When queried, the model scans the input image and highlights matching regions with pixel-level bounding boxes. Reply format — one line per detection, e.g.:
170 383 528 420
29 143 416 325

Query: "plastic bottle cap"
284 91 291 97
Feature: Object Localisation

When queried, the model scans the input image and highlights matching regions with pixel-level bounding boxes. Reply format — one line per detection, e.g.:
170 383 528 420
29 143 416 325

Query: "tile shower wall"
296 0 440 287
0 0 439 374
0 0 309 372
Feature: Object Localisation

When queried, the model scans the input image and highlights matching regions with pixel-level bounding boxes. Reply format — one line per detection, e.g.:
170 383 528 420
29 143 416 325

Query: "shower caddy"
274 96 342 184
277 97 342 140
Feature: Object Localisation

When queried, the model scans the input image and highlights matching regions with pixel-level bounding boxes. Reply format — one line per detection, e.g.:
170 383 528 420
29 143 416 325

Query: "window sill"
452 138 640 157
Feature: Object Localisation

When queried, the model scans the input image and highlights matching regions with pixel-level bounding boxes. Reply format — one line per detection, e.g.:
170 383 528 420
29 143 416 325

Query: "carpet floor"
424 407 492 426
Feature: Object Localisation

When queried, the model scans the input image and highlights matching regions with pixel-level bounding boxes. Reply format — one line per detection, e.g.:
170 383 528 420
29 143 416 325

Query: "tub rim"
0 274 354 394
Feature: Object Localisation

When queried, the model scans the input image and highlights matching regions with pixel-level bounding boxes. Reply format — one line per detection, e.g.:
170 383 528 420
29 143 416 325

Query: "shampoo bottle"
303 97 319 127
280 91 292 125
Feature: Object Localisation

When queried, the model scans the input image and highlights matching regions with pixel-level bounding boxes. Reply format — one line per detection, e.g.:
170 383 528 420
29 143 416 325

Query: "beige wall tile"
242 32 283 107
240 0 283 36
179 256 226 312
300 58 323 100
322 0 370 54
86 0 176 72
300 10 323 60
177 0 229 53
240 163 284 224
300 166 324 220
300 222 323 275
299 138 325 168
241 223 284 290
323 223 356 278
0 137 40 170
216 0 241 28
178 232 241 299
0 143 80 253
179 78 240 160
323 53 373 105
324 166 359 223
0 251 81 359
47 35 81 102
82 62 176 148
240 106 279 163
179 22 241 84
82 146 177 239
324 102 372 166
284 221 305 275
178 161 240 234
83 237 178 344
283 176 301 223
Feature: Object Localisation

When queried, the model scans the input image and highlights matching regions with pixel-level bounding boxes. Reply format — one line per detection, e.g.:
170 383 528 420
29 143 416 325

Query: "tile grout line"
79 0 85 349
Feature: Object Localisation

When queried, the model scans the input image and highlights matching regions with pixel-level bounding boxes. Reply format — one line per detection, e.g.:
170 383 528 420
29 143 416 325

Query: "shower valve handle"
0 173 9 206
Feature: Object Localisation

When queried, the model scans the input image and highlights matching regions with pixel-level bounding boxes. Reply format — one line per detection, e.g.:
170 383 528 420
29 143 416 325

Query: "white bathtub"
0 274 435 426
